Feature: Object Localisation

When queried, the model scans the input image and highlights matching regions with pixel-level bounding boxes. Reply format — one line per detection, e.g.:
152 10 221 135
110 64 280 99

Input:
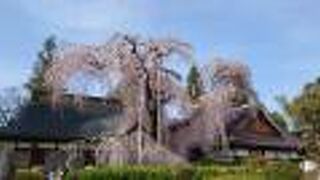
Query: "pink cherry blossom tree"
44 34 192 164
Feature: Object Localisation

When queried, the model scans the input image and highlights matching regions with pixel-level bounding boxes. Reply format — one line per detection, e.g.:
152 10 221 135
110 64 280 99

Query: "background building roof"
0 95 122 142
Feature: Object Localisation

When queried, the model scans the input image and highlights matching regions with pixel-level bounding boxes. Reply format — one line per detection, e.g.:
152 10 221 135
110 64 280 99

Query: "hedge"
64 162 300 180
15 170 44 180
13 161 300 180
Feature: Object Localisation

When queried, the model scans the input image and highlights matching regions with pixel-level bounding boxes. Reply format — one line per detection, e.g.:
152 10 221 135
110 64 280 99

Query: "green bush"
15 170 44 180
65 166 177 180
64 162 300 180
264 162 301 180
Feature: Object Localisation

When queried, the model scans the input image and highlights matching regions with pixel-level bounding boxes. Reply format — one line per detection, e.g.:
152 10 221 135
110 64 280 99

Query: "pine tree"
187 65 203 101
26 36 57 104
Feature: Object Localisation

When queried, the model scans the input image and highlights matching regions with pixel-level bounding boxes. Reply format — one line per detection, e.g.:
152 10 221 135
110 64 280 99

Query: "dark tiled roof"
0 95 123 141
168 105 301 151
226 107 301 150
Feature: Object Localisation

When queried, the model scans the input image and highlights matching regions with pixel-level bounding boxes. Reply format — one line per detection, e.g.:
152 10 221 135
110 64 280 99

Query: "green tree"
285 78 320 161
270 111 288 131
26 36 57 104
187 65 203 101
274 95 300 133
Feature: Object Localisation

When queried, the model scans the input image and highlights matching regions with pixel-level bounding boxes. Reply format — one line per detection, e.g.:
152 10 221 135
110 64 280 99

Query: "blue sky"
1 0 320 111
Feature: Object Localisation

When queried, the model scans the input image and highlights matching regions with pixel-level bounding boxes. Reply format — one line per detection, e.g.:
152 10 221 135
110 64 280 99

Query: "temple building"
0 95 122 168
168 105 301 161
0 95 301 168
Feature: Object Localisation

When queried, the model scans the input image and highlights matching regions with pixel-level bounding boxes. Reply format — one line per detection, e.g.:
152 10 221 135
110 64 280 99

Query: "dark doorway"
187 145 204 161
83 149 95 166
30 144 45 166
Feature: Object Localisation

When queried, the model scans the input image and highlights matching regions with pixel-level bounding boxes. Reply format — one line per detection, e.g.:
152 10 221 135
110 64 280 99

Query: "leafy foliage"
270 111 288 131
285 78 320 161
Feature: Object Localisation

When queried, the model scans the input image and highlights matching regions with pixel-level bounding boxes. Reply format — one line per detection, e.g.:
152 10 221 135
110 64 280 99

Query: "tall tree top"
187 65 203 101
26 35 57 104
